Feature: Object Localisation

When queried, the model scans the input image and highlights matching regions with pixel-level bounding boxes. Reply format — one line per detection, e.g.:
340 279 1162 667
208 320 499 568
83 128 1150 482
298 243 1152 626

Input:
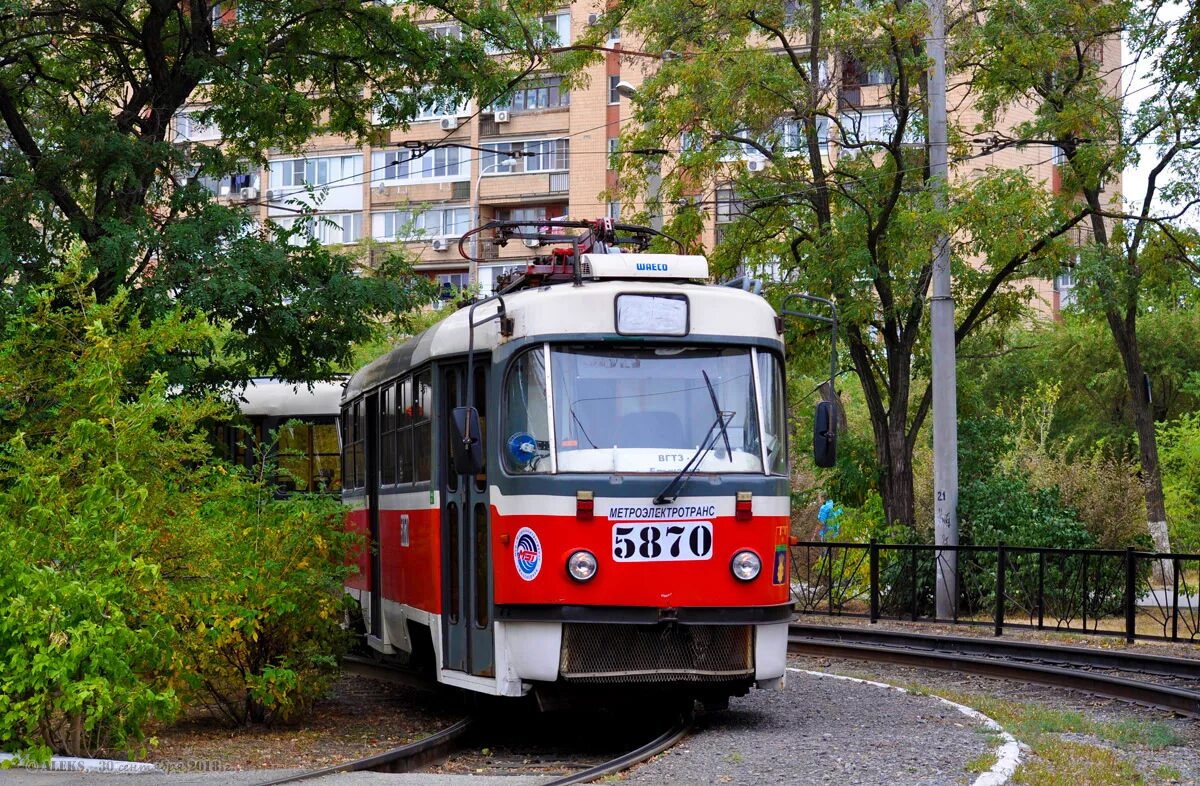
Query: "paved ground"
0 665 1000 786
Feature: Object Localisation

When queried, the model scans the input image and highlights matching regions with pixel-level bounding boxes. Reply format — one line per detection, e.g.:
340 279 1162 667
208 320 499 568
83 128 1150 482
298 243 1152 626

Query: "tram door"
439 361 495 678
365 391 383 643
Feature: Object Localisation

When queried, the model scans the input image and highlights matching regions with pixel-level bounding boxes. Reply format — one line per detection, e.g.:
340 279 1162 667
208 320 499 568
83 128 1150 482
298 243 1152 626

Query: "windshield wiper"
702 370 734 463
653 409 733 505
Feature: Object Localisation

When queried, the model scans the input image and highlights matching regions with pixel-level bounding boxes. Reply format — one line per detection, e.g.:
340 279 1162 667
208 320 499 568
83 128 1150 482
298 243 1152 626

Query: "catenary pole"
927 0 958 619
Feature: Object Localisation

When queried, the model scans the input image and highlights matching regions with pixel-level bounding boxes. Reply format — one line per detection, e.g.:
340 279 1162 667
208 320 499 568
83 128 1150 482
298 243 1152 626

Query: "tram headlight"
730 550 762 581
567 550 598 581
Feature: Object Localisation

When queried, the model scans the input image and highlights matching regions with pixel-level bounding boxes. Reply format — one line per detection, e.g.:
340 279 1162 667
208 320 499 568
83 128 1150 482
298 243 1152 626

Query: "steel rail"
249 717 472 785
789 630 1200 719
791 623 1200 679
541 713 693 786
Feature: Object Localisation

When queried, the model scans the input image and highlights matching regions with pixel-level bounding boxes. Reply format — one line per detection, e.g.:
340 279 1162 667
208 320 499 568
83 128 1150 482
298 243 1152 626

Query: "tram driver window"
502 347 551 473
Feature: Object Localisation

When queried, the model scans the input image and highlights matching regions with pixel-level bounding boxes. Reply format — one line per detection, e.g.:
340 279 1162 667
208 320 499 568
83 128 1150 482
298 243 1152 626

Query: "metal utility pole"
927 0 958 620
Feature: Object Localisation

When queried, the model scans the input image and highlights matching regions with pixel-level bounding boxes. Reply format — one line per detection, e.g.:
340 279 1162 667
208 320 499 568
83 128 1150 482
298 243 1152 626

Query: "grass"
1013 740 1145 786
965 750 998 773
875 678 1189 785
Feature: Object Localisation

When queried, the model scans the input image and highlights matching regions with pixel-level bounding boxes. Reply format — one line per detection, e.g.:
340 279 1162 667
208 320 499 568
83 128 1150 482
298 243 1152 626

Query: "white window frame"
371 147 466 184
270 154 364 189
481 139 570 176
372 206 472 241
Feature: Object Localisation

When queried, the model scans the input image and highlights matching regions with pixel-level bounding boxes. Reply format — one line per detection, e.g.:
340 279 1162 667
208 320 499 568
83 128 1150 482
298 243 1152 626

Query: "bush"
0 272 357 759
1159 410 1200 552
178 466 356 726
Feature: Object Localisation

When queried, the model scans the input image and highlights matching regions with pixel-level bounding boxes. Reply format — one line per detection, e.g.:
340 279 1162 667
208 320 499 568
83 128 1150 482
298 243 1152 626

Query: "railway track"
254 657 691 785
789 622 1200 718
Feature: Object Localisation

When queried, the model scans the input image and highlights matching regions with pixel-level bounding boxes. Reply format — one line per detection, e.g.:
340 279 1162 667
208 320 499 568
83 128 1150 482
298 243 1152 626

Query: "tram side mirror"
813 400 837 468
451 406 484 476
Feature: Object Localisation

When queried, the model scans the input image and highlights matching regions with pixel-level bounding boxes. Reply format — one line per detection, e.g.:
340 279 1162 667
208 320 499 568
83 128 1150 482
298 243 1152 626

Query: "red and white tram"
341 220 828 704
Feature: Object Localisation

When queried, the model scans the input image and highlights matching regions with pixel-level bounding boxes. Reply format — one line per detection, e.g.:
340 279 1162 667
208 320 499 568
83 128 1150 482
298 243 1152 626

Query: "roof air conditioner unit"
431 238 450 251
588 12 600 24
239 186 259 201
494 110 511 123
439 116 459 131
747 159 765 172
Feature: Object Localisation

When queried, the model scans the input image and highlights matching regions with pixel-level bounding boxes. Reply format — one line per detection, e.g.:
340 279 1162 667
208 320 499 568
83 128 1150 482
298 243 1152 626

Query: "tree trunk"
1105 308 1173 584
879 418 916 528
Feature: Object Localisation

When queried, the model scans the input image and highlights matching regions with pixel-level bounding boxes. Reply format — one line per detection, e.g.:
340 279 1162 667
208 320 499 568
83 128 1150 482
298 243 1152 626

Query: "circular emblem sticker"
513 527 542 581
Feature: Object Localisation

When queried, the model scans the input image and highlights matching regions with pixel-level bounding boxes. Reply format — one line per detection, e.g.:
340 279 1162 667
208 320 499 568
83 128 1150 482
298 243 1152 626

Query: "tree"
0 0 553 382
603 0 1081 526
968 0 1200 559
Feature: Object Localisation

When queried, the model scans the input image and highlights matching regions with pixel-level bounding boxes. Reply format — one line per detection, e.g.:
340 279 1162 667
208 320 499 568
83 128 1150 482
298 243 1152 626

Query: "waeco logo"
636 262 669 272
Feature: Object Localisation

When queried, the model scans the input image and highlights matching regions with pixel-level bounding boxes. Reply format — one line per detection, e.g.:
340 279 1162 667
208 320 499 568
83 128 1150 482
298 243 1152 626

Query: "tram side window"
398 377 414 484
341 408 353 489
353 398 366 489
277 420 342 493
380 385 397 485
757 351 788 476
414 369 433 482
502 347 550 473
473 364 488 490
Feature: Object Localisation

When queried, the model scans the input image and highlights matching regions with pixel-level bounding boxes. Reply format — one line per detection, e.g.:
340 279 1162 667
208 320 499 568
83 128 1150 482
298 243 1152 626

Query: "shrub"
1158 410 1200 552
177 463 357 726
0 272 357 759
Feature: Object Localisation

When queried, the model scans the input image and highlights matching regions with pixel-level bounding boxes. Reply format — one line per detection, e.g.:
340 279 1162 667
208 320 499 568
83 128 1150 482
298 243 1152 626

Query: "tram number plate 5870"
612 522 714 562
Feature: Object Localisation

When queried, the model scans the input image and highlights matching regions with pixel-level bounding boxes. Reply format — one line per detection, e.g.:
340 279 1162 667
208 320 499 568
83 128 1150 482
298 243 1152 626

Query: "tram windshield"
503 345 787 475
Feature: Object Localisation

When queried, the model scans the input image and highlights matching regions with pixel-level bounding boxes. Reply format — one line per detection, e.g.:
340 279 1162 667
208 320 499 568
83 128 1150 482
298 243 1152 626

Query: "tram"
341 219 834 704
214 377 345 493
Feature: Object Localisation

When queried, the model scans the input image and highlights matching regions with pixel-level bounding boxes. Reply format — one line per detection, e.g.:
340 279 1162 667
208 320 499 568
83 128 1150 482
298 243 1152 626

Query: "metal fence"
790 540 1200 643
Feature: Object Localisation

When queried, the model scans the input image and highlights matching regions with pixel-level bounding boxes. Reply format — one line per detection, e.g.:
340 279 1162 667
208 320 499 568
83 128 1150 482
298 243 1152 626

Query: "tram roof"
234 377 346 417
344 279 780 402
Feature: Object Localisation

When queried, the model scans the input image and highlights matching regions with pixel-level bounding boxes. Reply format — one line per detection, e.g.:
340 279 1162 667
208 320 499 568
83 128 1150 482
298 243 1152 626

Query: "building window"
715 188 744 224
840 108 921 148
492 76 570 113
481 139 570 174
778 116 830 152
270 155 363 189
496 206 548 223
437 273 469 301
1056 269 1077 308
608 75 621 104
371 146 464 183
373 207 471 241
607 201 621 220
607 137 619 168
284 212 363 245
541 12 570 44
425 23 462 39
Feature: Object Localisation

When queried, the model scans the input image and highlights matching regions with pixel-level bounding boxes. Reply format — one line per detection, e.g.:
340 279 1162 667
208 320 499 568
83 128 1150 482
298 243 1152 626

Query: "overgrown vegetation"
0 271 357 760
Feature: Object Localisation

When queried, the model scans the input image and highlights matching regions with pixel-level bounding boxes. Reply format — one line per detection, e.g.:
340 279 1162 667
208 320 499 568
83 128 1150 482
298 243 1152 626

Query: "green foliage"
0 271 358 758
0 0 548 383
962 311 1200 456
607 0 1077 527
1158 410 1200 552
179 462 356 726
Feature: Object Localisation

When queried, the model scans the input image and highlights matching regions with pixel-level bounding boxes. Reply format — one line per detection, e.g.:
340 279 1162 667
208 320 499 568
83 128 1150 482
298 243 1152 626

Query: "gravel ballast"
623 664 999 785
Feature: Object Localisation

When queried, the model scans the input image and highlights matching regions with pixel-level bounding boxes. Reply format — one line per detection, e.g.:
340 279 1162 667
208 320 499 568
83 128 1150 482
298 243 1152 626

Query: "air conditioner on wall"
747 159 765 172
494 110 511 123
239 186 259 201
431 238 450 251
588 12 599 24
439 116 459 131
265 189 280 201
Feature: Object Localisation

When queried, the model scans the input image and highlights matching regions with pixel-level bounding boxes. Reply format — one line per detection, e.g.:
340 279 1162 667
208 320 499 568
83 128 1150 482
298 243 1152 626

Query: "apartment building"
175 5 1119 315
